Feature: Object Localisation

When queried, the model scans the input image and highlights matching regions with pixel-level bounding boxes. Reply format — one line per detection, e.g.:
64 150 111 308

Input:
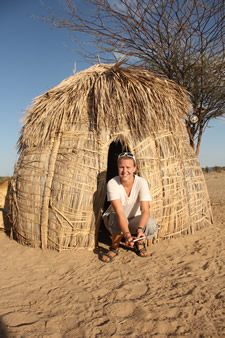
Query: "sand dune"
0 171 224 337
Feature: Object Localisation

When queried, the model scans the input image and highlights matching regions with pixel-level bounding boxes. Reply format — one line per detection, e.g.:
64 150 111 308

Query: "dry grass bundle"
9 63 212 251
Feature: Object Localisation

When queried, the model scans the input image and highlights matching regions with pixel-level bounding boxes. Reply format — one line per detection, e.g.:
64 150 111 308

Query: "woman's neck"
121 175 135 188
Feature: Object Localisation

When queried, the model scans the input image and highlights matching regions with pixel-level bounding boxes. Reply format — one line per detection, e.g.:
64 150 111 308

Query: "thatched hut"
10 62 213 251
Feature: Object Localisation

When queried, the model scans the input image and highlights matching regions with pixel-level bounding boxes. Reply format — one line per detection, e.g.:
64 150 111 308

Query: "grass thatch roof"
18 63 192 150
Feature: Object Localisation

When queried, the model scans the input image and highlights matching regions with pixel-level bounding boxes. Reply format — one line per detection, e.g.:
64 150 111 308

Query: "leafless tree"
41 0 225 154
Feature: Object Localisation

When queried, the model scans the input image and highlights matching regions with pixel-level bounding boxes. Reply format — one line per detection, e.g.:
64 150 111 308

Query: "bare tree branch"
39 0 225 153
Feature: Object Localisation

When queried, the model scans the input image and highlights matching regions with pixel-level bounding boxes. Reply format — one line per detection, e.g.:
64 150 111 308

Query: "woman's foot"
100 247 119 263
135 241 147 257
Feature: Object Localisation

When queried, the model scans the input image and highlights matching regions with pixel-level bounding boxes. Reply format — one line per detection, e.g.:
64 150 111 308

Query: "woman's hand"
124 232 134 248
136 227 146 242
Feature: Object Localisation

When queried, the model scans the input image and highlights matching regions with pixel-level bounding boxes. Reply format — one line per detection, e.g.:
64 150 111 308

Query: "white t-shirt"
106 175 152 218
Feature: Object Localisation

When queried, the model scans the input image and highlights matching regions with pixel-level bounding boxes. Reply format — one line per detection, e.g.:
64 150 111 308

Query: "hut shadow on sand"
8 62 213 252
0 316 9 338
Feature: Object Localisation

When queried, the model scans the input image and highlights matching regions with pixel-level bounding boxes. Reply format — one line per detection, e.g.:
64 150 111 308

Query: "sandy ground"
0 172 224 337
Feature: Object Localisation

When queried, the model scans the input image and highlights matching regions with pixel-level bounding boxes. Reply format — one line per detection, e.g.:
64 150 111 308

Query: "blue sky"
1 0 225 176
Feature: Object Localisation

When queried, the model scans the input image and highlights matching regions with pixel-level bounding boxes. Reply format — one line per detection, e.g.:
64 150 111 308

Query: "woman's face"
118 158 136 184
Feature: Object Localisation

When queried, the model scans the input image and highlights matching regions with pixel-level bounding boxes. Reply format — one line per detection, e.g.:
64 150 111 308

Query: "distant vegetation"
0 177 10 183
203 166 225 173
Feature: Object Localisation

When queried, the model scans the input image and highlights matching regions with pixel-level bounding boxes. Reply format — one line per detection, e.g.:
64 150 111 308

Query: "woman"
101 152 158 263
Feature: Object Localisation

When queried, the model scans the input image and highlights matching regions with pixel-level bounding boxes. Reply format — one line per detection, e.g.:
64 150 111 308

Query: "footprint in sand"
115 281 148 301
103 301 136 318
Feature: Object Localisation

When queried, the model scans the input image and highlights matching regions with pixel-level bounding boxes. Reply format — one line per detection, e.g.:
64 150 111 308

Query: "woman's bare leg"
100 234 123 262
111 234 123 249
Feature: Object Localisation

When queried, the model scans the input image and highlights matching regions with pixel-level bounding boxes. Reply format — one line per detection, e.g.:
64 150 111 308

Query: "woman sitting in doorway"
101 152 158 263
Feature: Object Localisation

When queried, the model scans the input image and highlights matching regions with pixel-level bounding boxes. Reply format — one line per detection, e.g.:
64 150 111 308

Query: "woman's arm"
110 199 134 247
136 201 150 238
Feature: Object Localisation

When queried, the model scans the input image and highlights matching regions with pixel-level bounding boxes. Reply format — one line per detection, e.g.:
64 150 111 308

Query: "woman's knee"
145 217 158 237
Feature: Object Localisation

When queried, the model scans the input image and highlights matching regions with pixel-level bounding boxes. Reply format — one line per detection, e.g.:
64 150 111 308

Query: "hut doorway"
106 141 126 182
104 139 131 210
98 139 131 246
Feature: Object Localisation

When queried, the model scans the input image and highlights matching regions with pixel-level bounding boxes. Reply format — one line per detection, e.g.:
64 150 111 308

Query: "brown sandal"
100 247 119 263
135 241 147 257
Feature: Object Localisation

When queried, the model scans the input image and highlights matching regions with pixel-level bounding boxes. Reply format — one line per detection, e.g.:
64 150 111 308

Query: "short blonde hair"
117 152 136 166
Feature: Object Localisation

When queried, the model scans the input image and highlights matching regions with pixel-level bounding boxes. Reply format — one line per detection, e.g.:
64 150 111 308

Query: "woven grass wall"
11 127 103 250
134 132 212 239
10 63 213 250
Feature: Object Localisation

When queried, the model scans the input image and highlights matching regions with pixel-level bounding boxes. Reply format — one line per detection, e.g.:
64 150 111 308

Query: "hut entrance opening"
98 140 131 246
104 140 131 210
